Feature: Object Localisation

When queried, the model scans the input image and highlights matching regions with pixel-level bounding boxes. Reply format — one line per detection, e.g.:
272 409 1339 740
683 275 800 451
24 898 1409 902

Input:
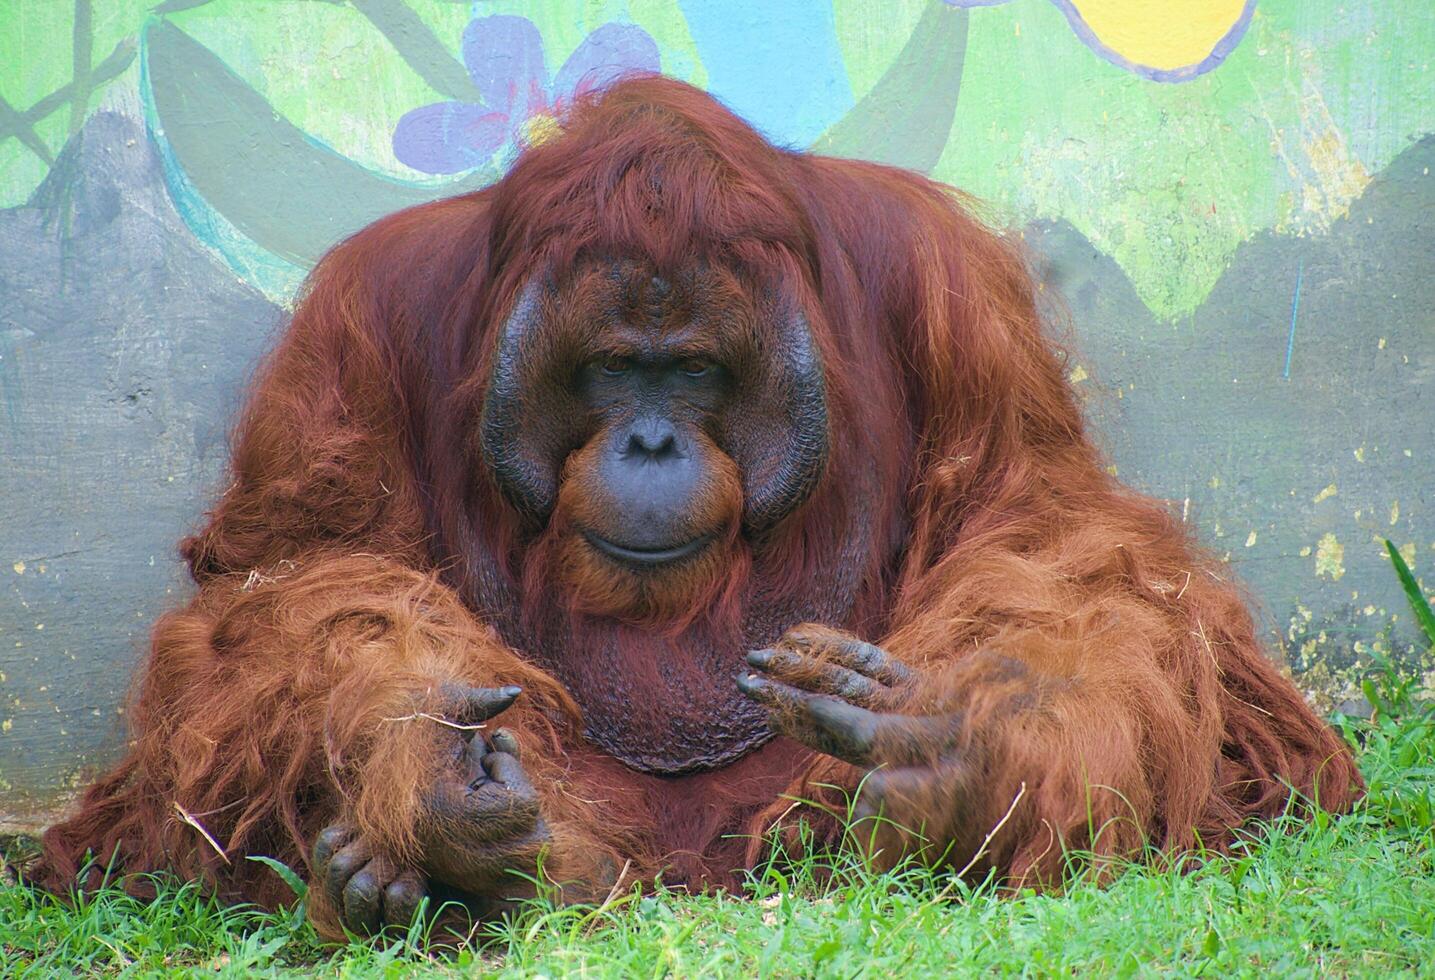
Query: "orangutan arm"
38 553 627 938
743 535 1363 887
742 619 1191 883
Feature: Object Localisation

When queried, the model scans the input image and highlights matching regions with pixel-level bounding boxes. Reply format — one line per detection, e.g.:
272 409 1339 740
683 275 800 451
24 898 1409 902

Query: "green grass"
3 683 1431 978
3 557 1432 978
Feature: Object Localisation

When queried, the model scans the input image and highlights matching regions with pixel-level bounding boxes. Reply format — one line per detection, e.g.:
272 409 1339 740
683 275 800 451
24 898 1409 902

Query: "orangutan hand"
415 719 551 900
313 821 429 935
313 684 548 934
737 626 970 862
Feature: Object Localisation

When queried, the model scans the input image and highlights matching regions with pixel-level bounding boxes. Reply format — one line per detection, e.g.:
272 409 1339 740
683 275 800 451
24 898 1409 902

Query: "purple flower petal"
392 102 511 174
552 23 660 102
462 15 550 115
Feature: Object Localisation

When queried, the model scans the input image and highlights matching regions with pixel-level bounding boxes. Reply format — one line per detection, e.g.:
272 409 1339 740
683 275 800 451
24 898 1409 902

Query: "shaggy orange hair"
37 76 1360 938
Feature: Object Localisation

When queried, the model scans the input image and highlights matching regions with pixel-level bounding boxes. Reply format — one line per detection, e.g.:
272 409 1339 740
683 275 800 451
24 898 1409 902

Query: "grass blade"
245 855 307 901
1385 538 1435 647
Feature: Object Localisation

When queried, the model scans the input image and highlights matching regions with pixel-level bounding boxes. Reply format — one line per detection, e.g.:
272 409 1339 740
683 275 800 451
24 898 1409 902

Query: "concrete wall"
1 0 1431 829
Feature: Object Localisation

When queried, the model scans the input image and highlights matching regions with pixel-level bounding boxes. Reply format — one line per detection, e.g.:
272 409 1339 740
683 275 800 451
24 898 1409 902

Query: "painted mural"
1 0 1431 829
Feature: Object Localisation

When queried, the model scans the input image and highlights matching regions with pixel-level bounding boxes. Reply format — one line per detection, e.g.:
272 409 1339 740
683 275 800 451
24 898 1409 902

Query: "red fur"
37 77 1360 936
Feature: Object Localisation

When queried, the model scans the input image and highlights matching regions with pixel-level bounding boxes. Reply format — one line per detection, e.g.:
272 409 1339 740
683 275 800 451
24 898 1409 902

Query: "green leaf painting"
2 0 1434 317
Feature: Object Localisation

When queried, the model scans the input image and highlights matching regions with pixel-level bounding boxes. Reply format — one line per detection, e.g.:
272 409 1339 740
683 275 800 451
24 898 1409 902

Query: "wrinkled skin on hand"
737 626 974 868
312 685 550 935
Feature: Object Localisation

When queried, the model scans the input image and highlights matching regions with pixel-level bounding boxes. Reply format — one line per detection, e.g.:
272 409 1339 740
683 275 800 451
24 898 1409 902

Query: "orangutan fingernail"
746 649 773 668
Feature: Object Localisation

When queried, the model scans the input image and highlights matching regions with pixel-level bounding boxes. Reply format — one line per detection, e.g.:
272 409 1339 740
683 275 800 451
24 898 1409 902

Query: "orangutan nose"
624 418 679 462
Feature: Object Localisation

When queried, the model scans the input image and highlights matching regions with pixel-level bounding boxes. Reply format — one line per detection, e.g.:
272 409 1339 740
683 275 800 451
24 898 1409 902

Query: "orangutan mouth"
583 532 712 568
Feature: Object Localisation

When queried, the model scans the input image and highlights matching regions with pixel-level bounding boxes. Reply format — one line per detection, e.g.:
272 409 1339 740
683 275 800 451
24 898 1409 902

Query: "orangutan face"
479 261 828 619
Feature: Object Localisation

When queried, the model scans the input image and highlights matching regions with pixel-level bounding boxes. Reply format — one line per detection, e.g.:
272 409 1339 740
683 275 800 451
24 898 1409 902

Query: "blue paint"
1283 258 1304 380
676 0 853 147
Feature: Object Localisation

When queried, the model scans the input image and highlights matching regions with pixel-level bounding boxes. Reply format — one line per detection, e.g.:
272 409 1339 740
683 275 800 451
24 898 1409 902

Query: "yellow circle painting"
951 0 1255 81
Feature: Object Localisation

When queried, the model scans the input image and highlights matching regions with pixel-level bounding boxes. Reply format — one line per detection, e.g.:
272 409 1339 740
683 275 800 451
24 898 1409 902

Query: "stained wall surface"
1 0 1431 828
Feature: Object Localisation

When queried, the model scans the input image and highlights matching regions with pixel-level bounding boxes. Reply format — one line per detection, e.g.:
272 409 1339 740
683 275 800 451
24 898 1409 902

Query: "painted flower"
393 16 660 174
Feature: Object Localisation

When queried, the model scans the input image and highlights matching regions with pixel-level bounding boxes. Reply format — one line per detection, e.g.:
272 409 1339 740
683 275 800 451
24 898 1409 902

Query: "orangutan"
38 76 1360 938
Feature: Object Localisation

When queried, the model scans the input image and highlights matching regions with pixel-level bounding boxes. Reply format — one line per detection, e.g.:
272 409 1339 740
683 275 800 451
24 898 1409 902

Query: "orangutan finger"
460 732 489 787
735 671 826 724
313 822 355 880
738 673 952 766
816 636 915 687
438 683 523 727
746 648 886 705
482 749 534 791
735 670 797 715
477 753 541 826
432 752 541 844
325 836 375 916
342 855 390 935
736 673 877 763
383 870 427 929
425 767 535 843
490 727 521 759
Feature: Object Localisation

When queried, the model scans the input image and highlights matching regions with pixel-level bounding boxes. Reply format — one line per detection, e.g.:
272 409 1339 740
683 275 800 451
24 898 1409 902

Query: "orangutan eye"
678 359 711 378
599 356 630 376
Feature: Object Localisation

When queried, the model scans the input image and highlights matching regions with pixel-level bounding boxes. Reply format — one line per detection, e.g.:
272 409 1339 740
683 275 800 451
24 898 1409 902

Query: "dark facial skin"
577 339 730 563
480 264 829 564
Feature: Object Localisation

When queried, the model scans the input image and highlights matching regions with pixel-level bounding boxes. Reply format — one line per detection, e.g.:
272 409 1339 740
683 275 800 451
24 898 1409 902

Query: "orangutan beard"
480 440 883 775
521 515 749 633
509 515 762 772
